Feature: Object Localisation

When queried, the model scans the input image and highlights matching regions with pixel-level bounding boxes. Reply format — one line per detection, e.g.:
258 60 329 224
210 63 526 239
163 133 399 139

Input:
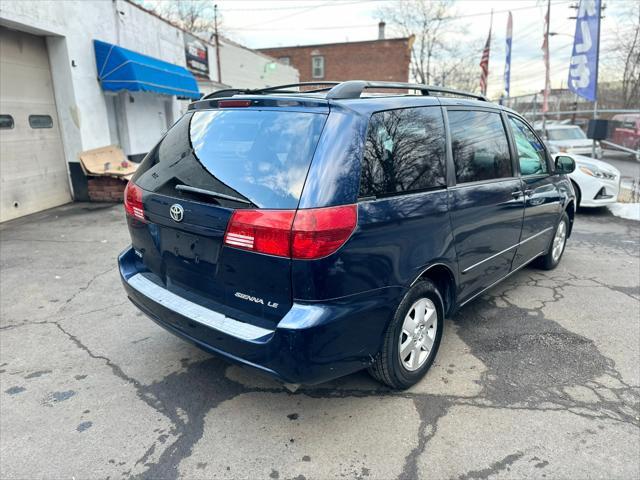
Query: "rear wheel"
535 212 569 270
368 280 444 389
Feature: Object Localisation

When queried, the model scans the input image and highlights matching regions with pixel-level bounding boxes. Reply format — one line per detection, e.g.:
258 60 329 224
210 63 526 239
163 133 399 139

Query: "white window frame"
312 55 325 79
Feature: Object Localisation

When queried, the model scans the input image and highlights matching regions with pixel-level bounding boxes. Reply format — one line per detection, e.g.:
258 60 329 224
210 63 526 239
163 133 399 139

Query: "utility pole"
542 0 551 135
591 3 602 158
214 4 222 84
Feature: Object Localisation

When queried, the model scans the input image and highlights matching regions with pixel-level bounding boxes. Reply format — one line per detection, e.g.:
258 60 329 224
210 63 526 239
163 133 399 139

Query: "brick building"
259 23 413 84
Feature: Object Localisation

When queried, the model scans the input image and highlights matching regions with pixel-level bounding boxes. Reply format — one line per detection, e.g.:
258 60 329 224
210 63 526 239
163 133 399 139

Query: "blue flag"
504 12 512 98
568 0 601 102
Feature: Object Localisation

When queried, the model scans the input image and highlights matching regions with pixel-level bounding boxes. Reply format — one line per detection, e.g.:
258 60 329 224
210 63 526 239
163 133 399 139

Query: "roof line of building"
257 36 413 52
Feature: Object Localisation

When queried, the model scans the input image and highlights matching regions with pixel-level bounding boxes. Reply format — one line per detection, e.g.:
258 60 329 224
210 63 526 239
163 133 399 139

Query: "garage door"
0 27 71 222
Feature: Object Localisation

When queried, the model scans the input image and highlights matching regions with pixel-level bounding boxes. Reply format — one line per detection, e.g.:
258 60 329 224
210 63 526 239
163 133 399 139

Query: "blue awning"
94 40 200 99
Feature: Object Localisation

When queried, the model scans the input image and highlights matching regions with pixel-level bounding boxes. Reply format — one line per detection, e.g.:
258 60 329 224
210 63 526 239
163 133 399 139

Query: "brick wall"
259 37 413 84
87 177 128 202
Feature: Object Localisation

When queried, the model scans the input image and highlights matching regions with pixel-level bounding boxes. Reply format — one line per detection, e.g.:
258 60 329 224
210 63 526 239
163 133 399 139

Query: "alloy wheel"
399 298 438 371
552 220 567 262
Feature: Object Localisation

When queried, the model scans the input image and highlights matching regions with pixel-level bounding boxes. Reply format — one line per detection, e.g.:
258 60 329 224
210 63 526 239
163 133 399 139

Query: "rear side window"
448 110 511 183
134 110 327 209
360 107 446 197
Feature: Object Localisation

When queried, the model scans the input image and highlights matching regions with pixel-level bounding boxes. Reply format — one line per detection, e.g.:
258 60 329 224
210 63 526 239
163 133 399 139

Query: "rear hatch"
125 104 328 328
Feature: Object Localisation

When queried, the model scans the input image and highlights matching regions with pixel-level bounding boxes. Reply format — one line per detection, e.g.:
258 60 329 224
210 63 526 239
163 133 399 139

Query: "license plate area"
161 228 219 265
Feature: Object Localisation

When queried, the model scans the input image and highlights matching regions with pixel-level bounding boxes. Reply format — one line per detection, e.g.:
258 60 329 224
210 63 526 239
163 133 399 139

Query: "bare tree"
135 0 220 36
435 40 484 93
617 2 640 108
379 0 454 85
379 0 482 92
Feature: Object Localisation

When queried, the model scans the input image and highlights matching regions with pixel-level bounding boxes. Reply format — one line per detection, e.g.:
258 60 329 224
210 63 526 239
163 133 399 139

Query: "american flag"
479 21 492 95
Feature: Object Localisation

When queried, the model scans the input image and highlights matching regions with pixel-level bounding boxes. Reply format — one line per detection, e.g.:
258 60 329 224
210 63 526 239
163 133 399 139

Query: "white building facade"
0 0 298 221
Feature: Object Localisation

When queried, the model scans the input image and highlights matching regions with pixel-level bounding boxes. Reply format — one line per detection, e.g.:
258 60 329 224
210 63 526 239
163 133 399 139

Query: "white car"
554 153 620 208
538 124 603 159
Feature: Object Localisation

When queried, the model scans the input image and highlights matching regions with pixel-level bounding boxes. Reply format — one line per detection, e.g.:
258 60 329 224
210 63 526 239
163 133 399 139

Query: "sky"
168 0 634 99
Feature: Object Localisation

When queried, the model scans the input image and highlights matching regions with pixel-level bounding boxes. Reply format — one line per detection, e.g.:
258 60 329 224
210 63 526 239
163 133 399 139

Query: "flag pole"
542 0 551 134
592 2 602 158
489 9 493 94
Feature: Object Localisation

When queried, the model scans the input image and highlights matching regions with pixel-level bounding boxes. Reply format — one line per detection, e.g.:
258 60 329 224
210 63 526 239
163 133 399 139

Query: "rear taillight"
223 205 357 259
124 182 145 221
224 209 295 257
291 205 357 259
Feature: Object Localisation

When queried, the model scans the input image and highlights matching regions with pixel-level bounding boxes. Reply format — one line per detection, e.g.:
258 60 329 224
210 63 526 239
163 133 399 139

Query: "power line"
226 0 572 31
219 0 385 11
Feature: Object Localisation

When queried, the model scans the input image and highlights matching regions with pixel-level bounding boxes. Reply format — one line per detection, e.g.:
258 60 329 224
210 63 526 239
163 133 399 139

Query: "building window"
28 115 53 129
312 56 324 79
278 56 290 65
0 115 14 129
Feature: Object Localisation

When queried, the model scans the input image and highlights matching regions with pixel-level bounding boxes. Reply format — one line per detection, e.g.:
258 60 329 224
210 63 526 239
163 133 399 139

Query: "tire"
571 180 581 209
368 280 444 389
535 211 569 270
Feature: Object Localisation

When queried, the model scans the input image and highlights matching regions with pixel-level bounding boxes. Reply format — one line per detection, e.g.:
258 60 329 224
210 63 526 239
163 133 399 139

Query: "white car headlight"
578 164 615 180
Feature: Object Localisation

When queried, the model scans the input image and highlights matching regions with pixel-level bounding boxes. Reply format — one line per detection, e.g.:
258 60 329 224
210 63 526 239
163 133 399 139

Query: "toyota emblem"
169 204 184 222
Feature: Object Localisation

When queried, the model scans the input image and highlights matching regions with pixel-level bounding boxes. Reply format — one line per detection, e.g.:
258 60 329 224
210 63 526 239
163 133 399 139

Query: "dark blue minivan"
119 81 576 389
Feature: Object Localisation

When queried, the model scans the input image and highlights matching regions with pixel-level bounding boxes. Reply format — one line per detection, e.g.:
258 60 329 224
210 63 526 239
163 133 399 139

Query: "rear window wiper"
175 184 252 205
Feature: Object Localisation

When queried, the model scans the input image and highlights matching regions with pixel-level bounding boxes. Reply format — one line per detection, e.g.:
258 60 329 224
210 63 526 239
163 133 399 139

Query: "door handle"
523 189 534 197
511 190 523 199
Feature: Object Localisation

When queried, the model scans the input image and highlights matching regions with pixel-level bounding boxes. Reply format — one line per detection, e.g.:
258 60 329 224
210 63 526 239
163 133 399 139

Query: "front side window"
312 56 324 79
360 107 446 197
29 115 53 129
448 110 511 183
509 116 548 176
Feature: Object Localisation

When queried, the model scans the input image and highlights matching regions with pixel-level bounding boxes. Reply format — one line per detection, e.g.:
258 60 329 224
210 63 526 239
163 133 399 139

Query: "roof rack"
202 82 340 100
200 80 488 102
325 80 488 101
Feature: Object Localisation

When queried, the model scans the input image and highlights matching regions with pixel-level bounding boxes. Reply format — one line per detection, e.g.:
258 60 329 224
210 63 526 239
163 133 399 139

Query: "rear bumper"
119 247 403 384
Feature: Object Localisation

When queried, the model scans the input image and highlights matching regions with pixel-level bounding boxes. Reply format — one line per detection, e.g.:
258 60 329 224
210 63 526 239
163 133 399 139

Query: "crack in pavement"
57 265 117 313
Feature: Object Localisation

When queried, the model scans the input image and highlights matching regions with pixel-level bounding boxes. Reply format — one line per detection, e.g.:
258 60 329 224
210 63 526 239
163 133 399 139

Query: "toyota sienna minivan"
119 81 576 389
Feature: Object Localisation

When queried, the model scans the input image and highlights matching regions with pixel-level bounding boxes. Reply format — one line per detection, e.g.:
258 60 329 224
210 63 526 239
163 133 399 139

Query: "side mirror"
555 155 576 174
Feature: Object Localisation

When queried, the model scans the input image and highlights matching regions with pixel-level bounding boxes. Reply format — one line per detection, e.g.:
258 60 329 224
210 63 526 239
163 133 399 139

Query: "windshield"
190 109 327 209
547 127 587 141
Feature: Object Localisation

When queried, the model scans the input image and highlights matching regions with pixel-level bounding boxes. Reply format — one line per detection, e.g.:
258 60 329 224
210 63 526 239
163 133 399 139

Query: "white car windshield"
547 127 587 141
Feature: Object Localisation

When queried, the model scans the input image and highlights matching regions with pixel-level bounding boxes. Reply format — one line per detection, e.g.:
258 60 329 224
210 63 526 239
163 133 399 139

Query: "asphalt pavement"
600 149 640 180
1 203 638 479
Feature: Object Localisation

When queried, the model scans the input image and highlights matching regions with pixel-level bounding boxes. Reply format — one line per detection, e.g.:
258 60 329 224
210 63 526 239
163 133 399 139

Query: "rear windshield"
192 109 326 208
133 109 327 209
